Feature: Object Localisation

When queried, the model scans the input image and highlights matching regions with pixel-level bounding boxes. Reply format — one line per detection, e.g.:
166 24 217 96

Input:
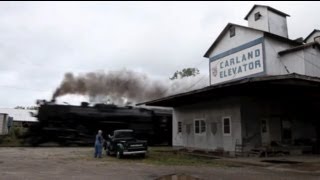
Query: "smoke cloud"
52 69 208 105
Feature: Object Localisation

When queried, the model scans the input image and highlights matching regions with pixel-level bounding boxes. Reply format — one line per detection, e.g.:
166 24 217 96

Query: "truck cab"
105 129 148 158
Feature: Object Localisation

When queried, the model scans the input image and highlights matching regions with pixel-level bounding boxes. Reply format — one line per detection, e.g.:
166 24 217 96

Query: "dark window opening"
261 119 267 133
200 120 206 133
255 12 261 21
195 120 206 134
230 26 235 37
195 120 200 133
223 117 231 134
178 121 182 133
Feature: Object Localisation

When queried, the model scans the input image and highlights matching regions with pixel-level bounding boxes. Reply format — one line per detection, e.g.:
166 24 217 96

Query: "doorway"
261 118 270 146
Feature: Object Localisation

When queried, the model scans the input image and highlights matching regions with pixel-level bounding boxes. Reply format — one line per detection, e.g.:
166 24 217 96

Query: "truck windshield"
114 131 134 138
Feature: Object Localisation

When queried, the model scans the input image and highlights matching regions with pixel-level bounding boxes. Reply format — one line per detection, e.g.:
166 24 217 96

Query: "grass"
143 149 219 166
0 127 28 147
80 146 242 167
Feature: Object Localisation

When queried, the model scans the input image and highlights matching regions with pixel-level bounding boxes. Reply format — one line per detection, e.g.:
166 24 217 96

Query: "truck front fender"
116 143 124 152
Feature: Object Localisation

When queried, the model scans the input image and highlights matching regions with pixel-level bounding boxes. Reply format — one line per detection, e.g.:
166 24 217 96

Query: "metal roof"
137 74 320 107
278 41 320 56
0 108 38 122
304 29 320 43
244 5 290 20
203 23 301 58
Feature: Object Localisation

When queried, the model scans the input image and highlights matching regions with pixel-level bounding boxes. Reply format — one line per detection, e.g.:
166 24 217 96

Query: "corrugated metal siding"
0 113 9 135
0 109 37 122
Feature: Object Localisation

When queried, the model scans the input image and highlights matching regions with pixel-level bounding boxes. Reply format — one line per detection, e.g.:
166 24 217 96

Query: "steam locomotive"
28 100 172 146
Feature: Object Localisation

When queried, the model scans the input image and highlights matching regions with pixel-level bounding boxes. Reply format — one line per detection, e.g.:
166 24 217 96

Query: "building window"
255 12 261 21
261 119 267 133
222 117 231 135
230 26 235 37
194 119 206 134
178 121 182 133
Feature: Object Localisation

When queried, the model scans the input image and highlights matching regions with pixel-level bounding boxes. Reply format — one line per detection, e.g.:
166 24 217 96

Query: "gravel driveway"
0 147 319 180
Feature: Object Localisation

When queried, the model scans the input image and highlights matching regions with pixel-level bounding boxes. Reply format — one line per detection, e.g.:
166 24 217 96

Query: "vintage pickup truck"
105 129 148 158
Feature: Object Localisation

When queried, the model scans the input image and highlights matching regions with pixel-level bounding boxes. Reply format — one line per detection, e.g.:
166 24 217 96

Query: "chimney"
244 5 290 38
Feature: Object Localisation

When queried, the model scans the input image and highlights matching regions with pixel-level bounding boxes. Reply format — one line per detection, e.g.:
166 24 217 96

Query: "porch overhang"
137 74 320 107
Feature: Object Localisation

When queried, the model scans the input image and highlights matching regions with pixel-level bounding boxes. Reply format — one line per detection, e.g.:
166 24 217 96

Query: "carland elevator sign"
209 38 265 85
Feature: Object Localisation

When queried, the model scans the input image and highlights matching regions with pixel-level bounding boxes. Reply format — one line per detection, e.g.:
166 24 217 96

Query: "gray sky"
0 1 319 107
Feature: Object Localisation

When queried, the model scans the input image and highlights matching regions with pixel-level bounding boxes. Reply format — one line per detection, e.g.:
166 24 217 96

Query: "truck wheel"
116 151 122 159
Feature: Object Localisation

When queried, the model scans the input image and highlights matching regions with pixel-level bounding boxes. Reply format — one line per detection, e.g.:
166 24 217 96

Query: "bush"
0 127 28 146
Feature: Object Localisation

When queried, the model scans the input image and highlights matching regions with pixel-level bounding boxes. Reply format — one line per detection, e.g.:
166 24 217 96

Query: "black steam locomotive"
28 100 172 146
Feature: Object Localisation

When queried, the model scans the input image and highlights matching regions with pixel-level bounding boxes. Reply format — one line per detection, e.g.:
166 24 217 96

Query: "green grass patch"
79 147 242 167
143 150 219 166
0 127 29 147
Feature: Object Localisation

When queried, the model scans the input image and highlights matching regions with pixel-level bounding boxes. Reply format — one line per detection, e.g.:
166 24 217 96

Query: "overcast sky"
0 1 319 107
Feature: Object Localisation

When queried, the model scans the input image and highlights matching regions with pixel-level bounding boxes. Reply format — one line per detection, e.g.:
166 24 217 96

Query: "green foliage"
81 147 240 167
0 127 28 146
170 68 200 80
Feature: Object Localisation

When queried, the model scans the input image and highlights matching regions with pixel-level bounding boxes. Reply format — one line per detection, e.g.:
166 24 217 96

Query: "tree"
169 68 200 80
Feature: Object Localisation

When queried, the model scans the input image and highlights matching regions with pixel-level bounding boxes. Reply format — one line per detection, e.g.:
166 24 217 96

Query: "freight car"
27 100 172 146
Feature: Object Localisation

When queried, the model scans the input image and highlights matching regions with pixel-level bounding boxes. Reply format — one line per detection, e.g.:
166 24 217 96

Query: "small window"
178 121 182 133
230 26 235 37
195 120 200 134
201 120 206 133
194 119 206 134
222 117 231 135
255 12 261 21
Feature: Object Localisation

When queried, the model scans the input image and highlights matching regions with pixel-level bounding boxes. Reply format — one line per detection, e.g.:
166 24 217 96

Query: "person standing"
94 130 104 158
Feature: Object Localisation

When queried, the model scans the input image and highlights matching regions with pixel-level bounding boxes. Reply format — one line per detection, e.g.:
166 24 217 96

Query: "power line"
276 43 320 72
266 40 292 74
184 75 207 92
265 40 320 73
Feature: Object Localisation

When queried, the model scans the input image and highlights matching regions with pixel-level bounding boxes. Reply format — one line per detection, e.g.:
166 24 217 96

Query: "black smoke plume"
52 69 208 105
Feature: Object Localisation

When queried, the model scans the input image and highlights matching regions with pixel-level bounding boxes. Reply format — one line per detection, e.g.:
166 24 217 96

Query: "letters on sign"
210 43 264 85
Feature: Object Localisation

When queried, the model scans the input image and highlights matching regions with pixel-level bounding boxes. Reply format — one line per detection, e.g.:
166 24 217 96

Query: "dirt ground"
0 147 319 180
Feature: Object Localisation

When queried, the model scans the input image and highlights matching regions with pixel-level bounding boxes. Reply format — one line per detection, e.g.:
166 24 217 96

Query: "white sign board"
210 43 264 85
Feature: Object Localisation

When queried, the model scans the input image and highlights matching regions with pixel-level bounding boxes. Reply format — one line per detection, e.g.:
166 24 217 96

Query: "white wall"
172 110 183 146
268 11 288 38
264 37 297 75
275 44 320 77
207 27 319 80
247 7 288 38
304 47 320 77
305 31 320 43
280 50 305 75
208 26 263 59
247 6 269 32
172 97 241 153
0 114 9 135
